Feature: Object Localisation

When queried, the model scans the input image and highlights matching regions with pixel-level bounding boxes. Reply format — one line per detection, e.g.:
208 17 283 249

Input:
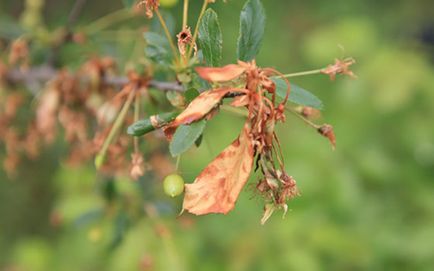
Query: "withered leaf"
168 88 232 129
183 124 254 215
195 64 245 82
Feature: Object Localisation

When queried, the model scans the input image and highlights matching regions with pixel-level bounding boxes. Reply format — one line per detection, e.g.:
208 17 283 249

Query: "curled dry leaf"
164 88 233 137
183 124 254 215
195 64 245 82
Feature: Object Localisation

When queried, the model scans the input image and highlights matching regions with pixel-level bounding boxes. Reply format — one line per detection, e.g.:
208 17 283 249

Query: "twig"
67 0 88 29
4 66 184 92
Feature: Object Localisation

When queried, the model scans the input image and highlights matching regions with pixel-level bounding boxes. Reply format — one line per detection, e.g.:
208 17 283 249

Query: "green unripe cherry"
163 174 185 197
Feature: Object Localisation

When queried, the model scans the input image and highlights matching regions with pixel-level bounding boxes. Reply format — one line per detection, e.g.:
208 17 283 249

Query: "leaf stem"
95 86 136 169
155 9 179 62
187 0 209 58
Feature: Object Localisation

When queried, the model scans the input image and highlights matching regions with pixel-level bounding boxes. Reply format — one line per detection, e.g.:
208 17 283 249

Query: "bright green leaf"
169 120 207 157
198 9 222 67
237 0 266 62
272 78 324 110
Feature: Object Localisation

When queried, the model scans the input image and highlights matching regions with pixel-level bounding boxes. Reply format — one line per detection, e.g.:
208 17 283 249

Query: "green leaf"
144 32 172 65
184 88 200 103
121 0 135 9
169 120 207 157
109 211 129 250
198 9 222 67
237 0 266 62
127 111 179 136
272 78 324 110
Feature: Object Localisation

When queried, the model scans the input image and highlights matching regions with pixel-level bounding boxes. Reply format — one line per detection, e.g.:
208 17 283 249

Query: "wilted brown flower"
8 39 29 68
177 26 196 57
321 58 356 81
130 152 145 180
138 0 160 18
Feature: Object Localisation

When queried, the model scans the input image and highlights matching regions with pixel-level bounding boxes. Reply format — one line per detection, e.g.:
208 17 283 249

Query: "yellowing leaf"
195 64 245 82
183 124 254 215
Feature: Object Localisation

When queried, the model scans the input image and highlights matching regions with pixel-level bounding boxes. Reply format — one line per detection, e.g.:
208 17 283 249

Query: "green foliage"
184 88 200 103
237 0 266 61
144 32 172 65
169 120 207 157
198 9 223 67
273 78 324 109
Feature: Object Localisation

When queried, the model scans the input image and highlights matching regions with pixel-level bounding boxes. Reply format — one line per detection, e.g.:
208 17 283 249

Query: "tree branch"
4 66 184 93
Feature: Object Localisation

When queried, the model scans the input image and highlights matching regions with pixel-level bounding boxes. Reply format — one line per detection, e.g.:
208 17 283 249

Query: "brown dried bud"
300 106 320 119
318 124 336 149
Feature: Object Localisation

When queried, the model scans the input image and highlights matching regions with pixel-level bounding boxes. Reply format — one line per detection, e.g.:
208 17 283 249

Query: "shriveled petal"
230 95 250 107
183 124 254 215
195 64 245 82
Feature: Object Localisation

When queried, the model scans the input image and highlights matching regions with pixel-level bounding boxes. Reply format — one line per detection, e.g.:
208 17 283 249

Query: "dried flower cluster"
0 43 167 179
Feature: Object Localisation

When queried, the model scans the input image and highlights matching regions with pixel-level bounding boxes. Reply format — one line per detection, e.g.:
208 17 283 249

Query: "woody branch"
4 66 184 92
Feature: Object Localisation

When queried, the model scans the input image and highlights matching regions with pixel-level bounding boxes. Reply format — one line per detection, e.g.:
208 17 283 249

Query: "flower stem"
182 0 189 29
187 0 208 58
133 92 140 152
285 106 320 130
279 69 323 79
95 86 136 169
84 9 133 35
155 9 179 61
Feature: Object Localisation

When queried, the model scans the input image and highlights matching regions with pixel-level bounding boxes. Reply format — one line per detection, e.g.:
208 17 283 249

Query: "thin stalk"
182 0 189 29
175 155 181 171
95 86 136 169
285 107 320 129
278 69 323 79
84 9 133 35
133 92 140 152
155 9 179 61
187 0 208 58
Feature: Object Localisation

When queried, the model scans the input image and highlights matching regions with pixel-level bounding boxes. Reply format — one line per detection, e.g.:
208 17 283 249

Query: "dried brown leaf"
183 124 254 215
165 88 232 138
195 64 245 82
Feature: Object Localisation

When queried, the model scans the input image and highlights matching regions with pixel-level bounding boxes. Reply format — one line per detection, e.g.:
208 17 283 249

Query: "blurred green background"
1 0 434 270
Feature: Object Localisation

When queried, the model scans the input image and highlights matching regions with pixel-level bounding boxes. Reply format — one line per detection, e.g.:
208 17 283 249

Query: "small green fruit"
163 174 185 197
